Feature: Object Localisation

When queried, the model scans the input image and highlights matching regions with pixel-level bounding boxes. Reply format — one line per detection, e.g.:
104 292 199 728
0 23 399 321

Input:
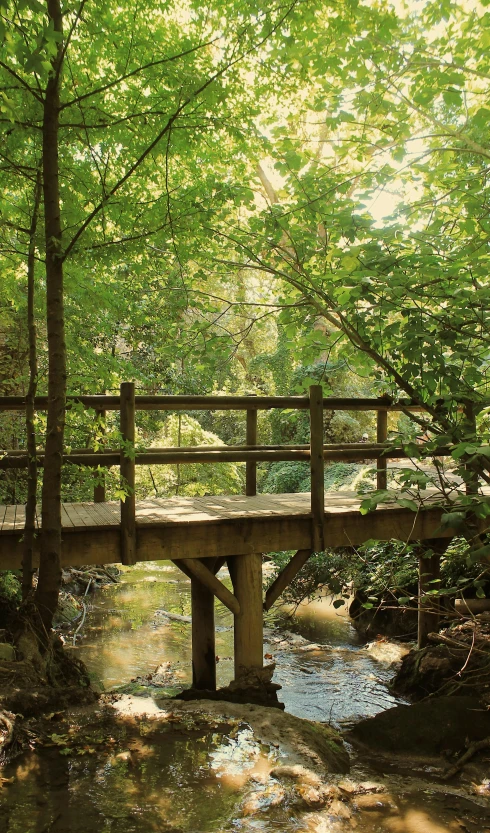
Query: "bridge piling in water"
191 558 218 691
228 552 264 680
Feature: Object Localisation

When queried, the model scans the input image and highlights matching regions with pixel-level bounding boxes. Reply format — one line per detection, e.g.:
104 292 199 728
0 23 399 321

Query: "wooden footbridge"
0 385 475 691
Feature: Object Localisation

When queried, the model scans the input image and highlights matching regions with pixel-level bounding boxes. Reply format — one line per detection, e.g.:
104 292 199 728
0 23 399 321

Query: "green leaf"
397 498 418 511
439 512 466 530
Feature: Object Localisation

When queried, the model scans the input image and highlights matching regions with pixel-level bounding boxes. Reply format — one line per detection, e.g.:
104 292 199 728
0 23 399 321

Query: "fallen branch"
156 609 192 623
427 631 488 656
72 600 87 646
443 736 490 779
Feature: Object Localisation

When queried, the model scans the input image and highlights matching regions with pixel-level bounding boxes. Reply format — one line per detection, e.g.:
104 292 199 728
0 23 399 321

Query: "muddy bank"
0 565 118 720
393 615 490 700
0 695 489 833
349 592 418 640
350 695 490 761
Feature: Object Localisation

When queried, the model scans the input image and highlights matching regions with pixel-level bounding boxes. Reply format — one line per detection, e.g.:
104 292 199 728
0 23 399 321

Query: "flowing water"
1 562 489 833
71 561 405 725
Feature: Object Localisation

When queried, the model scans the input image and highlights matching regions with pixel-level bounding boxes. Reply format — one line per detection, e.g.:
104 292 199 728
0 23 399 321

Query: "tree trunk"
22 169 42 600
34 0 65 635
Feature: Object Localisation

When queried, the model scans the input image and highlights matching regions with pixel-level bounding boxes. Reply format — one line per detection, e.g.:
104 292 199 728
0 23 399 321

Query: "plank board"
0 489 475 533
0 489 486 570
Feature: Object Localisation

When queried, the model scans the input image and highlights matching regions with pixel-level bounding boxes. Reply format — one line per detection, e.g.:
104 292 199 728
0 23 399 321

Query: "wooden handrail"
0 393 432 412
246 399 258 496
377 409 388 490
0 443 454 468
0 384 468 553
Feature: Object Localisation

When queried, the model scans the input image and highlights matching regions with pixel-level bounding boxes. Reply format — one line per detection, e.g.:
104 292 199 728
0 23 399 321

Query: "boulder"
115 695 350 774
349 696 490 759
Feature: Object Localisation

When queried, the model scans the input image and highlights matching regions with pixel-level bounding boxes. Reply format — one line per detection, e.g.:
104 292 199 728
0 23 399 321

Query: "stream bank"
0 560 488 832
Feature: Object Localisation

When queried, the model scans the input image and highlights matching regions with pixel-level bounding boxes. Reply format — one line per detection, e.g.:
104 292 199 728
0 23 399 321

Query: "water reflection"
72 563 236 691
73 562 404 725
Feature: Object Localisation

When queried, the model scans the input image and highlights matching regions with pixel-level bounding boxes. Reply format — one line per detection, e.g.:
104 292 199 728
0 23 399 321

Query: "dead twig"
443 736 490 779
72 600 87 646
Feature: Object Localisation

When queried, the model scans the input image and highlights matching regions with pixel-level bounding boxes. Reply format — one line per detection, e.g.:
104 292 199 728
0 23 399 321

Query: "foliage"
0 572 21 606
2 0 490 617
266 537 490 611
136 414 244 497
261 460 374 495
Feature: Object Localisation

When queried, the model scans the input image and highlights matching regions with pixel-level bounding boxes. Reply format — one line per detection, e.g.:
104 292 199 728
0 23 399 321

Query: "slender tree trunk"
34 0 65 635
22 169 42 600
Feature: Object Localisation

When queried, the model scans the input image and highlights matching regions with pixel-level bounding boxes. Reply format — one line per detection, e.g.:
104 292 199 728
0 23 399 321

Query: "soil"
349 592 419 640
393 615 490 700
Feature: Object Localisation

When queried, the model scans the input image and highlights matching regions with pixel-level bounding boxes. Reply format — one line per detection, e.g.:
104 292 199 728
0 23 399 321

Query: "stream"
1 561 489 833
73 561 406 725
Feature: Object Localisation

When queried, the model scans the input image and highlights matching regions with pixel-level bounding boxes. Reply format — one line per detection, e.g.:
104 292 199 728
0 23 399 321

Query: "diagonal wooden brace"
179 557 240 615
264 549 313 611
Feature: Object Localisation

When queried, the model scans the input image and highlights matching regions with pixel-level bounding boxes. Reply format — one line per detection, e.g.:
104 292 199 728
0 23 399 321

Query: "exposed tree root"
0 710 15 763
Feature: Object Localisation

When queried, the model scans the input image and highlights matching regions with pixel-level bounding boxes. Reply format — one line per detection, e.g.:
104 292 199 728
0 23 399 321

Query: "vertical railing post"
463 400 478 496
376 408 388 491
246 397 257 497
93 407 106 503
309 384 325 552
120 382 136 565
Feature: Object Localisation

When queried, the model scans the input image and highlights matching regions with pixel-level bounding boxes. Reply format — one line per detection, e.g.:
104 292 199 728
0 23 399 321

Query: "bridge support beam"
264 549 312 611
228 552 263 680
173 557 226 691
191 561 217 691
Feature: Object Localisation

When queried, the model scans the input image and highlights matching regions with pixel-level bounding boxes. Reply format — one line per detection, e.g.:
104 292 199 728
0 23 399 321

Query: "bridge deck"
0 491 455 569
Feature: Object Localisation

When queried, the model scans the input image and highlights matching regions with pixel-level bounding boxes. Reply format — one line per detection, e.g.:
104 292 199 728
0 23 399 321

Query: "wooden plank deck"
0 491 463 569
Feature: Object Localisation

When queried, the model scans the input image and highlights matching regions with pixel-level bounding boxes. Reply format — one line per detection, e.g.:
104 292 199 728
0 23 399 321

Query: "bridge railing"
0 384 454 559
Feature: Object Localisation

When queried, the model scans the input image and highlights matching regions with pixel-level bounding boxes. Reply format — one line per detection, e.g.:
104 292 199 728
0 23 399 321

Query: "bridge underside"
0 491 454 569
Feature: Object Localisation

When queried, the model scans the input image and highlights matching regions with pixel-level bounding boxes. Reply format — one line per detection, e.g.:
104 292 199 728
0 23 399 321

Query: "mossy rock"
153 698 350 774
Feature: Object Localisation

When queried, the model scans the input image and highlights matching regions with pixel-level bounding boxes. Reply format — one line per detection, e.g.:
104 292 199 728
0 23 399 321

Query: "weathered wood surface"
120 381 136 565
0 394 427 412
309 385 325 551
264 549 313 611
179 557 240 615
228 552 264 677
376 410 388 490
0 490 479 569
0 442 455 468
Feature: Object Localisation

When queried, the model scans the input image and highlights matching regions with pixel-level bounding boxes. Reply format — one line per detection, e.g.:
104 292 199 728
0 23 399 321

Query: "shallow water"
70 561 405 725
1 562 488 833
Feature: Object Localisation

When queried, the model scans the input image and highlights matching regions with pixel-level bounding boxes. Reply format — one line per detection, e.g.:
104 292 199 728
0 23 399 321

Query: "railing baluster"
309 384 325 552
246 397 257 496
93 406 106 503
120 382 136 565
376 409 388 491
